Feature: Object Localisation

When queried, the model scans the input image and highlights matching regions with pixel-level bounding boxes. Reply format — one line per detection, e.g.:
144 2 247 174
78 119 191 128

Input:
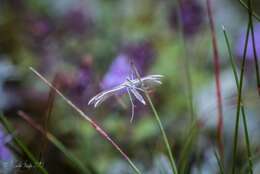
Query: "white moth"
88 74 163 122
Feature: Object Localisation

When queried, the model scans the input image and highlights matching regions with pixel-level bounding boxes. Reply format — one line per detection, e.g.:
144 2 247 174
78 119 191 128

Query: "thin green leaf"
214 150 224 174
239 0 260 22
178 121 199 174
223 26 253 174
222 25 253 174
0 114 48 174
131 62 178 174
18 111 92 174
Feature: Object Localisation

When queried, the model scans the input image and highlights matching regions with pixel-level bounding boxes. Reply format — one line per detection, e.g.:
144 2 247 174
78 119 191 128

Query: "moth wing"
88 85 125 107
133 75 163 89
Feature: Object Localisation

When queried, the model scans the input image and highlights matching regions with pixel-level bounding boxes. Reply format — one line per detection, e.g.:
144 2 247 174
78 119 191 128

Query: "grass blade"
239 0 260 22
39 74 58 161
176 0 195 122
206 0 224 158
17 110 93 174
247 0 260 95
29 67 142 174
178 120 199 173
214 149 224 174
0 114 48 174
222 26 253 174
131 62 178 174
228 10 251 172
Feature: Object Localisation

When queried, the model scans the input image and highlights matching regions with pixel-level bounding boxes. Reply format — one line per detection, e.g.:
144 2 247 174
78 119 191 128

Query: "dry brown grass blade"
29 67 142 174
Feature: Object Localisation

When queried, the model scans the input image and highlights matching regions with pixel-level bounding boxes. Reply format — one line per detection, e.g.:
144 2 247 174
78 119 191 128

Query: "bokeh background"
0 0 260 173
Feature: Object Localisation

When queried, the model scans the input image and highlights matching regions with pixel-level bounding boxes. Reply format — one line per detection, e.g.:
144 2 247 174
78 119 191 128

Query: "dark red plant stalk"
206 0 224 158
39 74 59 161
18 111 49 136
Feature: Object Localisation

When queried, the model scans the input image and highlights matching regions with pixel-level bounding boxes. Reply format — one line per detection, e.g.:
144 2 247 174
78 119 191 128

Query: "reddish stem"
29 67 141 173
206 0 224 158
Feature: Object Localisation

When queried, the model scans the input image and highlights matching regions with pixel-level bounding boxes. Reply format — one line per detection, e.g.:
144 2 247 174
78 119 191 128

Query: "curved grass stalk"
17 111 92 174
176 0 195 122
178 120 199 173
0 114 48 174
222 26 253 174
247 0 260 96
239 0 260 22
239 0 260 95
131 63 178 174
214 149 224 174
29 67 142 174
206 0 224 158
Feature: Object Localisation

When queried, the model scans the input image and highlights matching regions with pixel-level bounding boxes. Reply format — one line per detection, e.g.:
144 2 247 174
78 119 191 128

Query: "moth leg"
127 87 135 123
129 87 146 105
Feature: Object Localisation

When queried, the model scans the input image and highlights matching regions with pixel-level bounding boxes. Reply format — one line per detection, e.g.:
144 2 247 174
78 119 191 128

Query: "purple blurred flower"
101 41 155 90
73 56 94 93
26 16 53 42
0 127 14 174
31 20 51 38
0 129 13 161
168 0 204 36
101 54 132 90
63 8 93 34
125 41 155 74
235 24 260 61
69 56 96 108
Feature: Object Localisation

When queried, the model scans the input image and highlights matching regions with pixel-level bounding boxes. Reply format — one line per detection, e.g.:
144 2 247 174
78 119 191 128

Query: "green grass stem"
0 114 48 174
223 26 253 174
131 63 178 174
